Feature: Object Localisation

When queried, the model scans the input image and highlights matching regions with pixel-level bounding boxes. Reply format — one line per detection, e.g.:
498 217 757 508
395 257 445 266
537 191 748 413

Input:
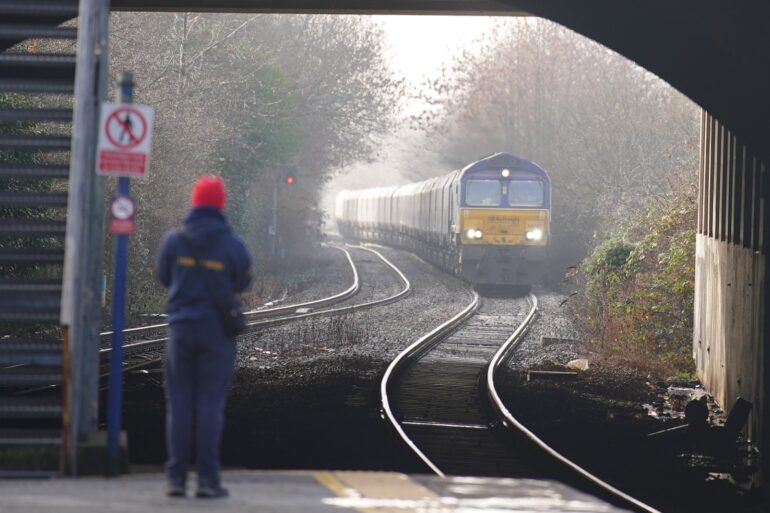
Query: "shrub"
584 238 635 276
573 200 697 376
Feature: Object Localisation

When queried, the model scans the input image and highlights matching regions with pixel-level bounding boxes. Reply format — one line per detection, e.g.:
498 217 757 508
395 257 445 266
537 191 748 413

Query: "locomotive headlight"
525 228 543 241
501 169 510 178
466 229 483 239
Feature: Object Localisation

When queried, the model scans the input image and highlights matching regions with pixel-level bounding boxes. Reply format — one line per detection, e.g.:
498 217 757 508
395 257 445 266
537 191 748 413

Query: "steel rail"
18 245 389 395
98 244 411 359
379 288 480 477
242 244 410 329
241 244 360 318
485 293 662 513
98 244 360 339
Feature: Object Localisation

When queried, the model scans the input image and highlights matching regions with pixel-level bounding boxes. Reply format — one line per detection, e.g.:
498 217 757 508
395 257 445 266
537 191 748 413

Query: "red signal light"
285 175 295 185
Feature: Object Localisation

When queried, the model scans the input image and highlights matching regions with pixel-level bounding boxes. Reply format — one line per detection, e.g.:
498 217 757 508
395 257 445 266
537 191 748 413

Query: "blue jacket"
156 207 252 324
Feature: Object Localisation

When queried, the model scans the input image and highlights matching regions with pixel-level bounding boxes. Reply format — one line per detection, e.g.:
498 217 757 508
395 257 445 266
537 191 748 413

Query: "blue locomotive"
335 153 551 286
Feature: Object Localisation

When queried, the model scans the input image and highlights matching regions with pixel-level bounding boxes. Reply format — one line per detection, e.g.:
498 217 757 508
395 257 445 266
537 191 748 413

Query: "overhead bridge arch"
113 1 770 165
112 0 770 482
3 0 760 479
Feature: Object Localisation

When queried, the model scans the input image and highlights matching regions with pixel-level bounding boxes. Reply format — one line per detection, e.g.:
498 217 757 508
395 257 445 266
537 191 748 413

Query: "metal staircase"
0 0 79 477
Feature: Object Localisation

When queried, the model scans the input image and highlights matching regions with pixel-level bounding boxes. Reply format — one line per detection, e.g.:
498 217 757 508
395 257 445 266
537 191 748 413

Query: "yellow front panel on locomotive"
460 208 549 245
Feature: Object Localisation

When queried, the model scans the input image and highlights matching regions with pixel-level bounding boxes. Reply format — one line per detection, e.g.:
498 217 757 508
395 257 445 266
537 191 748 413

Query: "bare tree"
412 18 699 274
105 13 403 314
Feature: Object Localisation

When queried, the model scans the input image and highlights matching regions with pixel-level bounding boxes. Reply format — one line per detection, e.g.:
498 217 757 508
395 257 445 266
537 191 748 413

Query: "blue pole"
106 71 134 476
106 178 129 475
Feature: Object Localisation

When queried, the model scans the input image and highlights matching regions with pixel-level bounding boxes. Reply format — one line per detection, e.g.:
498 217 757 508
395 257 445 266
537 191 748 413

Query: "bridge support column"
61 0 110 475
694 110 769 483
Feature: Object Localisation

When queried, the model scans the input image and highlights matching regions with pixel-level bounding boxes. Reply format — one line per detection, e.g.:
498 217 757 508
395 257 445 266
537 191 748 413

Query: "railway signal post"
269 167 298 258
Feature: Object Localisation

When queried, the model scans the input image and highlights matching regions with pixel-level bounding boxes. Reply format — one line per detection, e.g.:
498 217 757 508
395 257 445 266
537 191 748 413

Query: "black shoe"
166 482 186 498
196 485 229 499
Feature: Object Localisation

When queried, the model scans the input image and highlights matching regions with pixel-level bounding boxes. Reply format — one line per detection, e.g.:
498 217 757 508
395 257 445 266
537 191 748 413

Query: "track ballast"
383 287 661 513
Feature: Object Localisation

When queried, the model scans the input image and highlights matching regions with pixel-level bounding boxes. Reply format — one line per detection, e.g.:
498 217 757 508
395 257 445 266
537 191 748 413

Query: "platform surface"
0 470 630 512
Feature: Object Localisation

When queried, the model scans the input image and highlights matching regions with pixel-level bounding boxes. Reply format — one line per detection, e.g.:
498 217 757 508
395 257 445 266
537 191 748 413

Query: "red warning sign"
97 103 154 178
109 195 136 235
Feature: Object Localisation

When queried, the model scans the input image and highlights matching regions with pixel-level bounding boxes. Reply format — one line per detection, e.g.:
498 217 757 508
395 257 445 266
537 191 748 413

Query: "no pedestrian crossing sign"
97 102 154 178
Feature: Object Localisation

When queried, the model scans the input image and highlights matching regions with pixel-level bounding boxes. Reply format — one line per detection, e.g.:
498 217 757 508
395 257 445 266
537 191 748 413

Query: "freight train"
335 152 551 286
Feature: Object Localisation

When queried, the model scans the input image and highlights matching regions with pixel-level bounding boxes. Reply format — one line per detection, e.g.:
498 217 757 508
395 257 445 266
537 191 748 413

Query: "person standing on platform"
155 176 252 498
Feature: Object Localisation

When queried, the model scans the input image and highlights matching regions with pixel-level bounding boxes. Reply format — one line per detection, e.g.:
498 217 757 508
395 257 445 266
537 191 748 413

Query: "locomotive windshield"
465 179 502 206
508 180 544 207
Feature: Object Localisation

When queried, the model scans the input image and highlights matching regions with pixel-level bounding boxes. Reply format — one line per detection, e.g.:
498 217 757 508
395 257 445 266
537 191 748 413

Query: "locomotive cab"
457 155 551 285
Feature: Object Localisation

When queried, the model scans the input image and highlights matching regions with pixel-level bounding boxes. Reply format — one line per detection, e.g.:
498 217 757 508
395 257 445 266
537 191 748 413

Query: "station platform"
0 470 629 512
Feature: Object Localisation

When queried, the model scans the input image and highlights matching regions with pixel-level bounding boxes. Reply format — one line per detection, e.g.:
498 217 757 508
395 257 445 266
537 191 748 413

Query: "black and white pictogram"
105 107 147 149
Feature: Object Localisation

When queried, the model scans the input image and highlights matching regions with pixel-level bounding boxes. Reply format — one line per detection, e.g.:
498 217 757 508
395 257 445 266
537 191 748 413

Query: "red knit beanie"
191 176 226 211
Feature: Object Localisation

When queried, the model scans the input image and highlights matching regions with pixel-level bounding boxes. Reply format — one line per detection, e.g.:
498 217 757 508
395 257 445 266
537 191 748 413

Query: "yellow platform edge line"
314 471 397 513
315 471 445 513
334 471 440 501
314 471 353 499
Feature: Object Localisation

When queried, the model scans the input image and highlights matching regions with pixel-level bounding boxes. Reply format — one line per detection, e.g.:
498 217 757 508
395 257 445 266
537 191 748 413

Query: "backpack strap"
178 231 221 300
178 230 245 337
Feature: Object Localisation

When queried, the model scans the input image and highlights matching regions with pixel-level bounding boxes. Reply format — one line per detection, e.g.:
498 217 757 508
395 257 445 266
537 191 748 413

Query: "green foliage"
584 238 634 276
576 198 697 375
114 29 306 316
107 14 401 317
216 56 303 268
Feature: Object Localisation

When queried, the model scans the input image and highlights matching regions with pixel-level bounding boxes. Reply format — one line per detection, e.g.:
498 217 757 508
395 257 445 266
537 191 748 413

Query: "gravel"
120 246 761 513
234 245 473 369
494 289 763 513
122 244 476 472
505 290 584 370
105 245 354 342
224 244 477 471
243 245 354 310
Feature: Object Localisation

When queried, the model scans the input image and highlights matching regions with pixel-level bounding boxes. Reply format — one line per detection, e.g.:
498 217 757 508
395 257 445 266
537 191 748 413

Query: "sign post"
104 71 153 476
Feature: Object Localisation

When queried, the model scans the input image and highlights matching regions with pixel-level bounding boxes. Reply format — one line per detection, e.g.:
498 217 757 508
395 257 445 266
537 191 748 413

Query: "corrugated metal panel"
698 112 706 234
698 112 768 253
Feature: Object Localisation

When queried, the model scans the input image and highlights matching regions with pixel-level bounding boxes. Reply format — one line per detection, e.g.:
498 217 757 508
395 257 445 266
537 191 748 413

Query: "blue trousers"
164 320 235 486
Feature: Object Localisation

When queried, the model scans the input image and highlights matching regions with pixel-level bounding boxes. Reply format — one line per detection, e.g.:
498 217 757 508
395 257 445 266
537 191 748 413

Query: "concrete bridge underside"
110 0 770 479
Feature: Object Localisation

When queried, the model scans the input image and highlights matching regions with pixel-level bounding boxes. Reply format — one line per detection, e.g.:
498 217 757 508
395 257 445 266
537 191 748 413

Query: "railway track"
13 244 410 394
382 291 661 513
98 243 410 377
99 244 361 345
